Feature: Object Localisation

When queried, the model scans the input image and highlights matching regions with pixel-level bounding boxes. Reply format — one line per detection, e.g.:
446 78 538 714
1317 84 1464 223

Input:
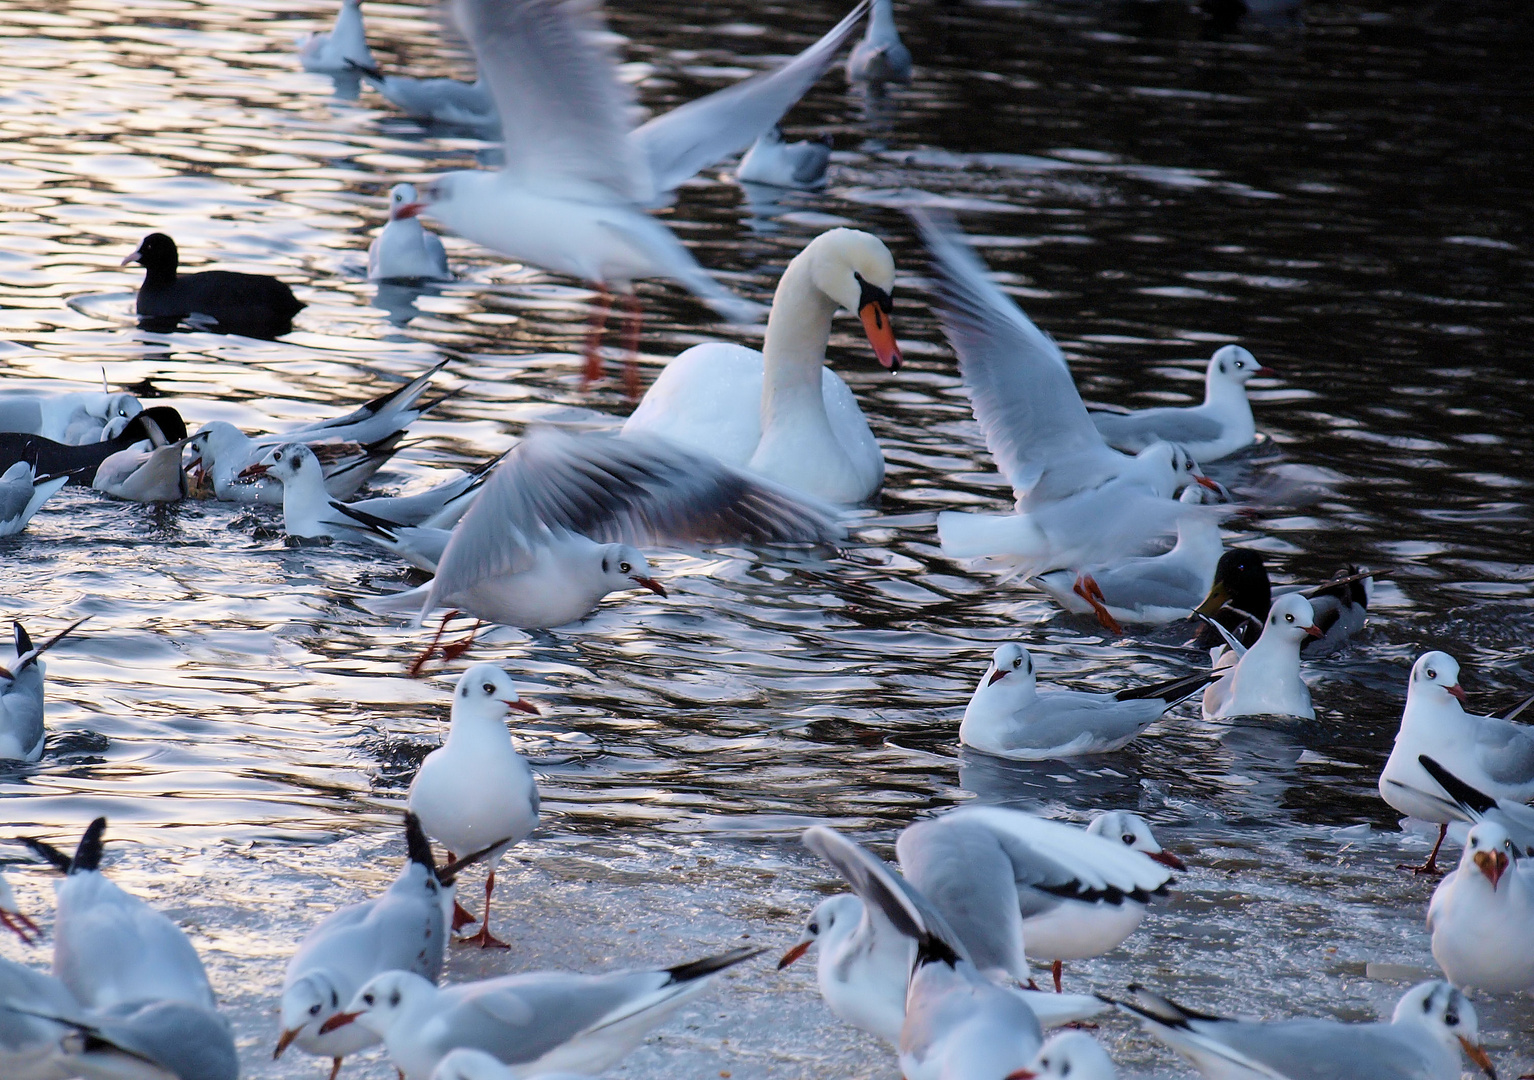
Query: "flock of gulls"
0 0 1529 1079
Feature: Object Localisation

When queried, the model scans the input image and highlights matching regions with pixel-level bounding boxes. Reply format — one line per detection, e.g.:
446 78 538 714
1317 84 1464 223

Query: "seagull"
802 825 1044 1080
277 813 510 1079
408 665 541 949
350 63 496 126
184 360 447 504
0 389 142 445
621 227 899 503
846 0 912 87
1013 1031 1120 1080
897 807 1183 993
0 463 68 538
317 945 763 1080
735 127 833 190
1032 485 1225 632
91 411 187 503
369 184 452 282
0 954 78 1077
960 643 1212 760
0 869 41 944
22 818 215 1011
430 1048 593 1079
330 511 450 572
0 406 188 488
298 0 375 74
356 426 843 666
777 893 1104 1047
1415 752 1534 855
237 442 492 541
915 211 1226 575
1192 550 1375 656
45 999 238 1080
1108 980 1495 1080
1427 819 1534 994
395 0 871 388
1 618 89 763
1200 592 1321 720
1088 346 1272 463
1379 651 1534 874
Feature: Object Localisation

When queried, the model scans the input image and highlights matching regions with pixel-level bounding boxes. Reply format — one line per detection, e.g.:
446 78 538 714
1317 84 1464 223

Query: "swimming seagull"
1 617 90 763
298 0 375 74
349 63 496 126
1107 980 1495 1080
914 211 1227 575
22 818 216 1011
369 184 452 282
0 389 142 445
317 945 763 1079
1379 651 1534 874
846 0 912 88
897 807 1183 993
1426 819 1534 995
408 665 541 949
1199 592 1321 720
802 825 1045 1080
777 893 1104 1047
277 813 510 1079
91 411 187 503
356 426 843 666
0 463 69 538
960 642 1212 760
395 0 872 390
735 127 833 190
1088 346 1272 463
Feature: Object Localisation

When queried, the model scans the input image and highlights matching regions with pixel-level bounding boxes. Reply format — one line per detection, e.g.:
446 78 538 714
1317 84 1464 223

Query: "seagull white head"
322 970 435 1038
388 183 420 222
1207 345 1272 388
777 893 862 969
238 442 319 485
1126 442 1220 498
431 1048 515 1080
1263 593 1321 643
1391 982 1493 1078
1461 821 1517 891
1087 811 1186 871
1011 1031 1119 1080
276 970 347 1058
1409 652 1466 708
184 421 246 469
453 664 539 720
800 228 900 370
983 642 1034 690
598 544 666 599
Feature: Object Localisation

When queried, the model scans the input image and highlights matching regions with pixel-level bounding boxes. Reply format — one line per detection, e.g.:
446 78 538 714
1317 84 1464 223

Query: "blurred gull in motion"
299 0 375 74
1200 592 1321 721
0 953 78 1077
735 127 833 190
1016 1031 1120 1080
369 184 452 282
48 999 238 1080
277 813 508 1077
1109 980 1495 1080
1089 345 1271 463
319 946 763 1079
350 63 496 127
1380 651 1534 873
91 411 187 504
959 643 1212 760
1413 753 1534 856
846 0 911 88
623 228 900 503
0 463 68 538
1 618 89 763
408 665 540 949
897 807 1183 993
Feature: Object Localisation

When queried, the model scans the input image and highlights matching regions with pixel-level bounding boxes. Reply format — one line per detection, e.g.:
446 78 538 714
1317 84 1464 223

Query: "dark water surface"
1 0 1531 1075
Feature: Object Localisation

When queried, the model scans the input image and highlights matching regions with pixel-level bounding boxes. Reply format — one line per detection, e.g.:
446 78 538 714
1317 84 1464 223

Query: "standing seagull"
409 665 541 949
22 818 215 1011
1 618 89 763
277 814 510 1078
1379 651 1534 874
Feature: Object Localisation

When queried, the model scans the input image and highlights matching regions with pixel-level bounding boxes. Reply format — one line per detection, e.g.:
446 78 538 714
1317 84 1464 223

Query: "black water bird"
123 233 304 338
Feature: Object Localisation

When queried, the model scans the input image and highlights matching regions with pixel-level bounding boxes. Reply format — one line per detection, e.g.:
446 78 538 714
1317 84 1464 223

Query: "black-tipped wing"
1115 670 1215 706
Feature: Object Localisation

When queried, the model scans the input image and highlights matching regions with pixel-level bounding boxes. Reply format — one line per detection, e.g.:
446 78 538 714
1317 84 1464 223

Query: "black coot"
123 233 304 338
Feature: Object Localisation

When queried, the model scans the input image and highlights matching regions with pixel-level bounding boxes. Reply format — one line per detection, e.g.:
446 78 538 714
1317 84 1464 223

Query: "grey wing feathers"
69 1000 238 1080
1092 408 1224 448
630 0 867 194
896 820 1027 978
456 0 650 201
913 210 1123 505
1473 716 1534 789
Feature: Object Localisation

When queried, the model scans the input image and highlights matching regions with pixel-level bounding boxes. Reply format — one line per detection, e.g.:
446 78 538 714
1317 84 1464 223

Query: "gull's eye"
1285 613 1294 623
1445 1011 1459 1026
363 994 375 1006
482 682 495 695
619 562 632 574
1470 836 1479 848
1427 668 1437 680
331 990 339 1007
273 451 283 461
1121 833 1135 845
808 921 820 934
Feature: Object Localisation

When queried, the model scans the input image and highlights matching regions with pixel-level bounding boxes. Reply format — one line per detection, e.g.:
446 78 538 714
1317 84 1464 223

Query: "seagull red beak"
1474 849 1508 890
1195 474 1222 492
396 202 424 219
1149 849 1188 871
503 698 539 715
777 940 812 969
317 1011 360 1035
987 669 1007 686
273 1028 300 1059
1446 683 1467 703
1005 1069 1037 1080
1304 624 1324 638
1459 1035 1496 1079
237 462 270 481
1254 366 1275 376
631 575 667 597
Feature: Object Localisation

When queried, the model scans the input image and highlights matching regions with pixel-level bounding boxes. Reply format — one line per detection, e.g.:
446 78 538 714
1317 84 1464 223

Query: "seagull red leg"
619 292 644 402
443 851 477 930
1052 960 1064 993
468 870 509 949
582 286 612 389
407 610 460 679
440 621 482 664
1399 822 1449 875
1073 574 1124 634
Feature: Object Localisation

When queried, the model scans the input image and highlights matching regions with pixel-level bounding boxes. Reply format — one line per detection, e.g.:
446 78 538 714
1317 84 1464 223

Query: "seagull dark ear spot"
389 989 401 1007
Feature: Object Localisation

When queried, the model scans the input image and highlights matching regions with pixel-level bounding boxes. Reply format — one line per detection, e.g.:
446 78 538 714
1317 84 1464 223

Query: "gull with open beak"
623 227 900 504
1200 592 1323 721
1380 652 1534 874
1108 980 1496 1080
1428 820 1534 994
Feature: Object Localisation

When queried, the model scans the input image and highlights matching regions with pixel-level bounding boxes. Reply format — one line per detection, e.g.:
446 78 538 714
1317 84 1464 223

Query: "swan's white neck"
759 256 839 430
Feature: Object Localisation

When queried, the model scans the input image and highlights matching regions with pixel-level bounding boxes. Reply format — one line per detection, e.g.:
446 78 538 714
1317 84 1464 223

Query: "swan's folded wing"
631 0 868 194
456 0 652 202
913 210 1127 507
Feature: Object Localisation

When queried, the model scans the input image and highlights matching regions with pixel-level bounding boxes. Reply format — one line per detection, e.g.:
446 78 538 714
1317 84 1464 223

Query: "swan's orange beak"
859 300 900 371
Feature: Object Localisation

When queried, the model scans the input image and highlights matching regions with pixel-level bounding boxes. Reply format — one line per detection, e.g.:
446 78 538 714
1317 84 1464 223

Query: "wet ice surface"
1 0 1533 1075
